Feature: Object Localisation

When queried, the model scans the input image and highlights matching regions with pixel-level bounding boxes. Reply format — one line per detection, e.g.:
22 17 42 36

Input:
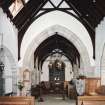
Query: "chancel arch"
20 11 94 69
20 25 94 76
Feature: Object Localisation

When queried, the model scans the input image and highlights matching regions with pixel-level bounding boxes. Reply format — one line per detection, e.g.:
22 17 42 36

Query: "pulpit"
85 78 100 95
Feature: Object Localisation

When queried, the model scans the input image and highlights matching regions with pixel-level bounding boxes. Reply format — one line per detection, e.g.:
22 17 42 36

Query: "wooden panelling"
78 96 105 105
0 96 35 105
85 78 101 95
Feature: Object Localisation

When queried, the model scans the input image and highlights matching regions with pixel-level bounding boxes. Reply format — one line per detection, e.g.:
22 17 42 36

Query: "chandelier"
48 33 65 70
54 59 65 69
48 49 65 70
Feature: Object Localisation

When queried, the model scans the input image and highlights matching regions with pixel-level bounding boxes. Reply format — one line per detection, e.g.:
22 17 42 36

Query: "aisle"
35 94 76 105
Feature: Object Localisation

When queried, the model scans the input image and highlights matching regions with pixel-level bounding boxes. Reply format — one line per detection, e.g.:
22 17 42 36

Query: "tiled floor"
35 94 76 105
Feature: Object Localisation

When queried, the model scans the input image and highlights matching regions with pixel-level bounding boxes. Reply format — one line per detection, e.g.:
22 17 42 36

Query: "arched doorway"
0 46 17 96
20 11 94 70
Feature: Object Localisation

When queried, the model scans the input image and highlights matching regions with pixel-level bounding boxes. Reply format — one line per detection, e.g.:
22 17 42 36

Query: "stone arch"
1 46 17 94
20 11 93 60
20 11 95 77
21 25 93 71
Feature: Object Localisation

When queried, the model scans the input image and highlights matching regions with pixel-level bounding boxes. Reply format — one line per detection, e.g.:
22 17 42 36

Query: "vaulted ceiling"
0 0 105 62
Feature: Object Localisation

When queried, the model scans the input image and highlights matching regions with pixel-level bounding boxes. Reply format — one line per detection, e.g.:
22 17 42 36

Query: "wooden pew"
77 96 105 105
0 96 35 105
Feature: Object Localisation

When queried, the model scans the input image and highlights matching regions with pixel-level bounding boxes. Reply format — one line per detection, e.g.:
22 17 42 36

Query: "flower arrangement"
17 81 24 91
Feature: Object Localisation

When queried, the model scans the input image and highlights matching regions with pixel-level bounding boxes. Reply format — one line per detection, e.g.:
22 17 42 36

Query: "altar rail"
77 96 105 105
0 96 35 105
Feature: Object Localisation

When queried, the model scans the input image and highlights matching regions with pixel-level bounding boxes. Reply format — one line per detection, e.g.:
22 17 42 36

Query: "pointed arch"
20 11 94 75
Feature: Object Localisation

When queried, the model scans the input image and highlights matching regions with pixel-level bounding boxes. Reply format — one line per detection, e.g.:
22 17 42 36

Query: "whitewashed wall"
96 17 105 84
0 8 18 94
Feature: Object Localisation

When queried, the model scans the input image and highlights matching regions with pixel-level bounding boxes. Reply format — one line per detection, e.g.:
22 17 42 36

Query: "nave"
35 94 76 105
0 0 105 105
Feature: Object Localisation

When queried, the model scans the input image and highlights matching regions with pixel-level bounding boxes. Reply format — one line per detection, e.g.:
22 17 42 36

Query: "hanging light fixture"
55 59 65 70
48 32 65 70
48 49 65 70
0 60 4 72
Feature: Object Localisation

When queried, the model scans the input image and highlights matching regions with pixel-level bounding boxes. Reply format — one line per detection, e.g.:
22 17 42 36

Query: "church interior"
0 0 105 105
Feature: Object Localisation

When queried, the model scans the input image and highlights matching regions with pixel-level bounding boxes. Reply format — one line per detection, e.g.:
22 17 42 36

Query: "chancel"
0 0 105 105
